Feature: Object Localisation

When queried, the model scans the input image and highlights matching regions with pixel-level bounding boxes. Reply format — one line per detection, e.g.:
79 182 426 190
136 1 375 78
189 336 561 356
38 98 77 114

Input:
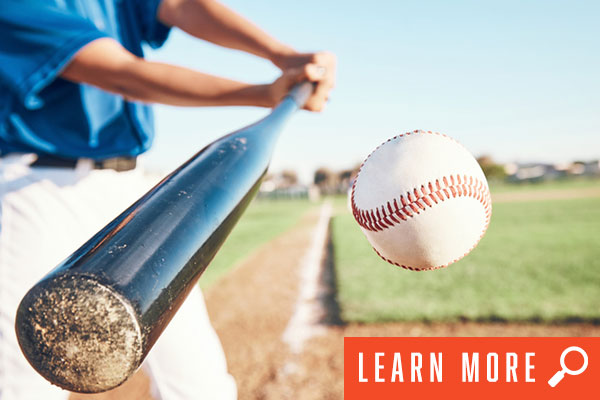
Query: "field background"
202 179 600 326
196 178 600 400
333 190 600 323
200 199 312 288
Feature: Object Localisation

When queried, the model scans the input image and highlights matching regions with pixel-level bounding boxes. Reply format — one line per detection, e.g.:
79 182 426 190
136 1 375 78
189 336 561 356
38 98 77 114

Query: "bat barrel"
15 82 313 393
16 275 142 392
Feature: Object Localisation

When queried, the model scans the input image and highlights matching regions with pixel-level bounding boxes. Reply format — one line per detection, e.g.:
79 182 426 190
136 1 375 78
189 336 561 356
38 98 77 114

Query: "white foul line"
281 202 332 354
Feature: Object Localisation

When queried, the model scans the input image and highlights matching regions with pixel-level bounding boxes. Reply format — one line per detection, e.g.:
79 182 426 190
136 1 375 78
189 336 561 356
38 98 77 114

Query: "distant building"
258 183 310 199
258 171 318 200
505 160 599 182
570 160 600 176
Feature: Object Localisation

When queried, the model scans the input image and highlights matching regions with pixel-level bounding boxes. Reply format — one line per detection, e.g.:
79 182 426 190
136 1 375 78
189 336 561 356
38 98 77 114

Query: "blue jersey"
0 0 170 159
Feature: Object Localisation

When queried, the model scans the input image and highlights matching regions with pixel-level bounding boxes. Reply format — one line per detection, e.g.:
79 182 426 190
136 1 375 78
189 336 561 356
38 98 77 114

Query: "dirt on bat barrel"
16 275 144 393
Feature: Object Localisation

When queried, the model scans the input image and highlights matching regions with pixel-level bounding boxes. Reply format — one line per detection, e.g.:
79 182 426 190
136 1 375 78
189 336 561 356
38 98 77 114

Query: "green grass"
333 196 600 323
489 177 600 193
199 198 313 288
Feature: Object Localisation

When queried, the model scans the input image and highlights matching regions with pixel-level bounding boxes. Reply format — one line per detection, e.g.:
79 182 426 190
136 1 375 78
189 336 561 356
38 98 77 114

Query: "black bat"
15 82 314 393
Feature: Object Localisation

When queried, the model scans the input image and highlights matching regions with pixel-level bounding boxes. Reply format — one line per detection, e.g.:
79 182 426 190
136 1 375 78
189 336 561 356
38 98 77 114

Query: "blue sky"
143 0 600 182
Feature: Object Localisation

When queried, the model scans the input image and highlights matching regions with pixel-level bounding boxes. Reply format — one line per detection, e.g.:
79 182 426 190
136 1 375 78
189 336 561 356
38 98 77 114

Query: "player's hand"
268 51 336 112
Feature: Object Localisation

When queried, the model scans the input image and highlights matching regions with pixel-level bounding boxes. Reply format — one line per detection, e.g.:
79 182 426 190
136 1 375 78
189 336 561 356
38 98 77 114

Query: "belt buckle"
97 157 137 172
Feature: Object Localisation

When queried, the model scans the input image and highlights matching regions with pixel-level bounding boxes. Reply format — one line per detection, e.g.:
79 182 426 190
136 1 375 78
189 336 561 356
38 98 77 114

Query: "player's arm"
157 0 294 68
156 0 336 111
60 38 323 107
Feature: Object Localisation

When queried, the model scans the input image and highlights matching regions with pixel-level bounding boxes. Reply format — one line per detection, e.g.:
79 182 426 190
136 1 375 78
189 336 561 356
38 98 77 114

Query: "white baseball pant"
0 154 237 400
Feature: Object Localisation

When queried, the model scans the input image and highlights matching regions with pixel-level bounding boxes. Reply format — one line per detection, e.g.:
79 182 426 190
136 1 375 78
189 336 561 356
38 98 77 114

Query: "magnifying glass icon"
548 346 588 387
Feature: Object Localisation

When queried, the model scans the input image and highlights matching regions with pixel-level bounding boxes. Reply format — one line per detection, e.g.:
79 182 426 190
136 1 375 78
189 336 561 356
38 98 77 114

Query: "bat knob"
15 274 143 393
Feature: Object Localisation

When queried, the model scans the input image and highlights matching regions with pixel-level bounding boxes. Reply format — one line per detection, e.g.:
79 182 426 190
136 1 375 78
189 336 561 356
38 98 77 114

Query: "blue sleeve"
0 1 109 109
131 0 172 48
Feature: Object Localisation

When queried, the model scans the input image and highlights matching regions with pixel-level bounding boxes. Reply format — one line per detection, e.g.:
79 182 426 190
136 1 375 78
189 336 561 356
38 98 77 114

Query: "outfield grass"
333 194 600 323
200 198 313 288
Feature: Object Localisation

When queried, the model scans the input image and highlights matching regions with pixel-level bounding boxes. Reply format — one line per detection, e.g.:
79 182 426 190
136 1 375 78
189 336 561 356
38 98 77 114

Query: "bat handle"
287 81 315 108
263 81 315 130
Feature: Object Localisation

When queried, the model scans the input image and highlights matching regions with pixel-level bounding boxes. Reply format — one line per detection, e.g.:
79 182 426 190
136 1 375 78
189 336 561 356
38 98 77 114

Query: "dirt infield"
205 207 323 400
204 205 600 400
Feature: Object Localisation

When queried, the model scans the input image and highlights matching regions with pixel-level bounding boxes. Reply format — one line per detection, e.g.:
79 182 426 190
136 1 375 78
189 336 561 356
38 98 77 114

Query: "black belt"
30 155 137 172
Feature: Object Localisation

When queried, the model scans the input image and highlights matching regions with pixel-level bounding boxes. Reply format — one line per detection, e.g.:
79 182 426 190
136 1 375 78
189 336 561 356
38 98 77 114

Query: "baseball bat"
15 82 314 393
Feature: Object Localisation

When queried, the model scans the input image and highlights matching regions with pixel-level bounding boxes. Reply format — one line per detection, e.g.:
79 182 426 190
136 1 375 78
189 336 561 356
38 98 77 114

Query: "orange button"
344 337 599 399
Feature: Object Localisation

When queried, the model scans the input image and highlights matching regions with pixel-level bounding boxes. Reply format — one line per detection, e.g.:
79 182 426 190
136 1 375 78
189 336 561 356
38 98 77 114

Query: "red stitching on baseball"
352 174 491 233
350 130 493 271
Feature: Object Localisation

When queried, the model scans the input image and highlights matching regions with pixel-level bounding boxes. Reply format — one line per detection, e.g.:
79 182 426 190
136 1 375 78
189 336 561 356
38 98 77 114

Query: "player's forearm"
61 39 274 107
158 0 295 67
103 59 273 107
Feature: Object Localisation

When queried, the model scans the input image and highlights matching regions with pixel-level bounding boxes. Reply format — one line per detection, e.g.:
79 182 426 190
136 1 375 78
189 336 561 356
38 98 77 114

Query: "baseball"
351 130 492 271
